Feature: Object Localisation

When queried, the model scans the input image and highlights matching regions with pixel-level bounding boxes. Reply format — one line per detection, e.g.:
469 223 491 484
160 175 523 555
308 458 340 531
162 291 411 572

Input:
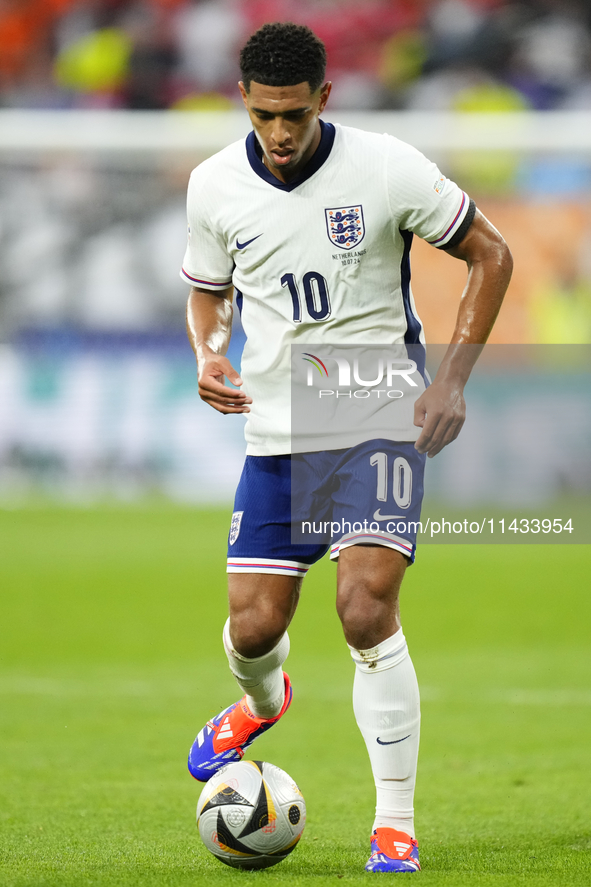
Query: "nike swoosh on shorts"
373 510 405 521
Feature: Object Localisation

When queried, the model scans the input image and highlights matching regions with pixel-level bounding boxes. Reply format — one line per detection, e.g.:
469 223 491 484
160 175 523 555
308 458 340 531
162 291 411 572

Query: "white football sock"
349 628 420 838
223 618 289 719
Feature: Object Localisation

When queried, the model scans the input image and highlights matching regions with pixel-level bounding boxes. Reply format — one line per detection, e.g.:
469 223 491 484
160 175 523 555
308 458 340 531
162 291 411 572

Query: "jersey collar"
246 120 336 192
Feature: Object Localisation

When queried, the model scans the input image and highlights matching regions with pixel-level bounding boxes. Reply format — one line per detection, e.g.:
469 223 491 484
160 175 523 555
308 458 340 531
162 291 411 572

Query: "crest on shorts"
229 511 243 546
325 204 365 250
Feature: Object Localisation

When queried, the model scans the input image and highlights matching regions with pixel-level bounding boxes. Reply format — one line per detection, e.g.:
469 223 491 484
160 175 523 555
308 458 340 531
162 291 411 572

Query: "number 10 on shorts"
370 452 412 509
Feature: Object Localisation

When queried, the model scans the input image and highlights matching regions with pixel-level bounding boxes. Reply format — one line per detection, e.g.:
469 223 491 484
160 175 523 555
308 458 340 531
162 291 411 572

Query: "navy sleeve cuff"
439 199 476 250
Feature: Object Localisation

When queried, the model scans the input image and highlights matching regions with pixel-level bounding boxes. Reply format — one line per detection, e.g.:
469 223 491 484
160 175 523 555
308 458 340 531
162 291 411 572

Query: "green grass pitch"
0 506 590 886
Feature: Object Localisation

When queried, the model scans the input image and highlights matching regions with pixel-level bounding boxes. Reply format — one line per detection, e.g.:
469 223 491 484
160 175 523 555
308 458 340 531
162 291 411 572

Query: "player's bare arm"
186 286 252 414
414 209 513 458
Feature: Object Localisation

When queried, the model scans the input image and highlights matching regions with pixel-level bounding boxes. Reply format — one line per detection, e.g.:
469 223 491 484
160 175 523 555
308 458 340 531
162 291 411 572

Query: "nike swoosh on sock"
376 733 411 745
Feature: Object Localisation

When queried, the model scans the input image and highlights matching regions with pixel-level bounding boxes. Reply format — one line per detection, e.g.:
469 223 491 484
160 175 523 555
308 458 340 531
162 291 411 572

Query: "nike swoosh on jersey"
236 234 263 250
373 510 405 521
376 734 411 745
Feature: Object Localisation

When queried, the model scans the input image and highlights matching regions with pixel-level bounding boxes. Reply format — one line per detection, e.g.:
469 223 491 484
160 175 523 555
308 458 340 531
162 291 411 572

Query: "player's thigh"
228 572 303 658
336 545 408 648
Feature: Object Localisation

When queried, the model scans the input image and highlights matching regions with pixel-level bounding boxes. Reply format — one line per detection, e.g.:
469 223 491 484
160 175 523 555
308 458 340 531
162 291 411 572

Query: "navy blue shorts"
227 439 426 577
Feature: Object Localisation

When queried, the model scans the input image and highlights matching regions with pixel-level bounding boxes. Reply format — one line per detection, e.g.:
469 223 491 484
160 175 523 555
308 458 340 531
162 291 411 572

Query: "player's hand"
413 380 466 458
198 354 252 414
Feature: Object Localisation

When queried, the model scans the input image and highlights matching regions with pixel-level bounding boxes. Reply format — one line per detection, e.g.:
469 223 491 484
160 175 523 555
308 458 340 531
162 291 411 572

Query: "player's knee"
336 580 371 626
336 574 399 647
337 595 382 639
229 610 289 659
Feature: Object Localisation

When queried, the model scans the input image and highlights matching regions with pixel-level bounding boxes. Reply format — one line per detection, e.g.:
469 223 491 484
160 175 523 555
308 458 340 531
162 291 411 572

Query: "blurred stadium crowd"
1 0 590 503
1 0 591 112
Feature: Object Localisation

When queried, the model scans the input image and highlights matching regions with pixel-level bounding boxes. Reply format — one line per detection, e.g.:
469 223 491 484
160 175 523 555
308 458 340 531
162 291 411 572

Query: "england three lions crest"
325 205 365 250
229 510 243 545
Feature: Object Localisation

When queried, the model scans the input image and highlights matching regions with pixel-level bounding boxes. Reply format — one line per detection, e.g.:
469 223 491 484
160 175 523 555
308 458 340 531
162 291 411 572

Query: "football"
196 760 306 869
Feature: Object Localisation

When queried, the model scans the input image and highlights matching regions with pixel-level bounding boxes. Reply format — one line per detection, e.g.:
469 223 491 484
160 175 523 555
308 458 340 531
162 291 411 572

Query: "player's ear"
238 81 249 107
318 81 332 113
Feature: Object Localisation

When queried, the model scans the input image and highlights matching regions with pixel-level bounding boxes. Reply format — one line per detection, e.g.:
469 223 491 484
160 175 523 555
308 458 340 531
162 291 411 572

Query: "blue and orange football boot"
365 828 421 873
188 672 293 782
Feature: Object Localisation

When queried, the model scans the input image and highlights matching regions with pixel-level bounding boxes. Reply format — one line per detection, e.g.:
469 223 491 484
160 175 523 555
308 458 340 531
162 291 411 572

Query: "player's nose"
271 117 290 145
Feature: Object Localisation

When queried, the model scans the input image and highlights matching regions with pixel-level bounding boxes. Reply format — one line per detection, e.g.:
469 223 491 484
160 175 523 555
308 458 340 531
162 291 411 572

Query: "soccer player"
182 23 512 873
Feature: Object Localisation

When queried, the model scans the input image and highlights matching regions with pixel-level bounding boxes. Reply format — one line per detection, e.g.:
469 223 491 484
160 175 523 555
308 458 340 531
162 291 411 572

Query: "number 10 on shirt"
281 272 331 322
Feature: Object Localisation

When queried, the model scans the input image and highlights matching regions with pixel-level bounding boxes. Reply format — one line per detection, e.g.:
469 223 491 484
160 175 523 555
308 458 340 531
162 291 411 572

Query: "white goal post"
0 110 589 155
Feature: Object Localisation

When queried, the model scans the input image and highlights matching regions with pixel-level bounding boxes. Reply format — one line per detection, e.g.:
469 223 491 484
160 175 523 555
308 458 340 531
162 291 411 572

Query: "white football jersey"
181 122 473 455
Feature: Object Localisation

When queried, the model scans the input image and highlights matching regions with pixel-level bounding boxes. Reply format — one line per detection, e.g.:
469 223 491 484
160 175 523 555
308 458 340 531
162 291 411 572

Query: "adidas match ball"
196 760 306 869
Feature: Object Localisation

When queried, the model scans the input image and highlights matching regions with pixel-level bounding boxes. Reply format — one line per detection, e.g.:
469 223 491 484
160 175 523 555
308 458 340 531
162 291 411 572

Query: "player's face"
239 80 332 183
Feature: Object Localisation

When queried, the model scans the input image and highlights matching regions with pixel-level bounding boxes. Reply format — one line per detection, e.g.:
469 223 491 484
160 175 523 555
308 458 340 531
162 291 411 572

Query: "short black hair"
240 22 327 94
